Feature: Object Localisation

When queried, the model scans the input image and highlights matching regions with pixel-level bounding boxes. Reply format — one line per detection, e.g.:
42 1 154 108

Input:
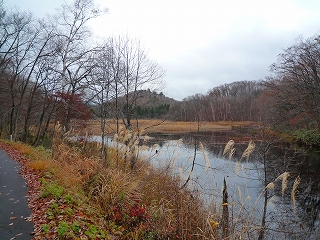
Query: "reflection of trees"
146 133 185 148
240 129 320 239
146 130 320 238
295 152 320 238
180 132 236 157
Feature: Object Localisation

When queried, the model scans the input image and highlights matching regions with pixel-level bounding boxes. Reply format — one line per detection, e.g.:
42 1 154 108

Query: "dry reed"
77 119 257 135
50 127 212 238
291 175 301 215
12 122 303 239
240 140 255 161
223 140 235 159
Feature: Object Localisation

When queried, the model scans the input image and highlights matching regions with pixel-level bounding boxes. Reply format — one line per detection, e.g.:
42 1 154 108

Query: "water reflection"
145 131 320 239
87 130 320 238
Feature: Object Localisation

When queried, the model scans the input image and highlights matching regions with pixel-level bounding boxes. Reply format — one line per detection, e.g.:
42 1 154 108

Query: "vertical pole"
222 177 229 239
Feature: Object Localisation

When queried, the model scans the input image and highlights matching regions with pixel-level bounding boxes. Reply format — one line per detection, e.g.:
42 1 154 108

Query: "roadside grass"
2 121 303 239
3 127 215 239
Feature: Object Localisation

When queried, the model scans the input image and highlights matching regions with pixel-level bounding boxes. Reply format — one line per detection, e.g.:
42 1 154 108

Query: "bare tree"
170 81 263 122
117 36 165 131
265 36 320 129
50 0 107 131
0 9 54 141
90 39 119 157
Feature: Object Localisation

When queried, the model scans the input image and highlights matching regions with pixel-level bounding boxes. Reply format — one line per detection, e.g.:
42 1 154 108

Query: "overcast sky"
4 0 320 100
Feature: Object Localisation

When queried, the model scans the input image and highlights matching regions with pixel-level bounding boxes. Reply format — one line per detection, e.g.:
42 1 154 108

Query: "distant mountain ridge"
134 89 178 105
124 89 178 119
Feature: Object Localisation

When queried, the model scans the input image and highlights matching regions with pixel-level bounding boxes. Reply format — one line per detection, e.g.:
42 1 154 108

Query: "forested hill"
167 80 265 122
103 80 265 122
115 89 178 119
129 89 178 106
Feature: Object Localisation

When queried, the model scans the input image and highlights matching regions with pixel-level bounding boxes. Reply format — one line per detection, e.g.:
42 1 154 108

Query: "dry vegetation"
76 119 258 136
3 125 218 239
2 120 303 239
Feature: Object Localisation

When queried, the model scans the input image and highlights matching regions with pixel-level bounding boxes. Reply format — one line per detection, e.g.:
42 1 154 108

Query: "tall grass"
8 123 303 239
214 140 305 239
16 124 214 238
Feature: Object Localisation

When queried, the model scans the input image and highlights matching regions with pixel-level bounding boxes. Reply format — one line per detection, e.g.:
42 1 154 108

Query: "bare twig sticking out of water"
180 136 197 189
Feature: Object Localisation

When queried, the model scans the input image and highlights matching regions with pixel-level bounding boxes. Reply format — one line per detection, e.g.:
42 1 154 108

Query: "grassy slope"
0 124 218 239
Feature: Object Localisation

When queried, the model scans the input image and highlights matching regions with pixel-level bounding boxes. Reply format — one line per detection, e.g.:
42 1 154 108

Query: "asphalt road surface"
0 149 34 239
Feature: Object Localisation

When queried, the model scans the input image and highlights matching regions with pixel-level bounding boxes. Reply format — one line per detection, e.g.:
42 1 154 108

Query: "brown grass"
75 119 258 136
53 127 215 238
11 142 34 155
9 125 211 238
6 122 303 239
28 159 48 171
4 121 300 239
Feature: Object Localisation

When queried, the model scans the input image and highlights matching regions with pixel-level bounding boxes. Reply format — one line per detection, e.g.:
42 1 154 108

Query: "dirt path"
0 149 34 239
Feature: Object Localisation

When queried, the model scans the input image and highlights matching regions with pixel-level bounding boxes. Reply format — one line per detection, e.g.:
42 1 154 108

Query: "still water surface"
90 129 320 238
144 131 320 238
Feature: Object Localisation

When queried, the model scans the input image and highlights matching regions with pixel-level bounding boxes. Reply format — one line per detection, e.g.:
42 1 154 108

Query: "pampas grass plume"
291 175 301 215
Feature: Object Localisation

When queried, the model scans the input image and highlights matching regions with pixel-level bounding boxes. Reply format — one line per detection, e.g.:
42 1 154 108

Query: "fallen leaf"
10 216 17 220
209 220 219 230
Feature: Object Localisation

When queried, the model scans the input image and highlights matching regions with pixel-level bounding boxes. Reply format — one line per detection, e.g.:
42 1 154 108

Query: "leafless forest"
1 0 320 145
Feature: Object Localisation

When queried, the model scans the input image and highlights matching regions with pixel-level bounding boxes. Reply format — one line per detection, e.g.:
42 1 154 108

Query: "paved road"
0 149 34 240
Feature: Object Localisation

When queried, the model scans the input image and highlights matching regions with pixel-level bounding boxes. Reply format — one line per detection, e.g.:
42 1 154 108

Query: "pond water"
143 131 320 239
89 129 320 239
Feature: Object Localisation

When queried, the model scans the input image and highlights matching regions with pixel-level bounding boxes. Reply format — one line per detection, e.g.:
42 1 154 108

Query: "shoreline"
73 119 260 136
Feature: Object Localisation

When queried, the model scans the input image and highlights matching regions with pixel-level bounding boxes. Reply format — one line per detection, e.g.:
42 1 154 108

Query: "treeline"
169 80 264 122
1 0 320 146
0 0 164 144
169 36 320 133
136 104 170 118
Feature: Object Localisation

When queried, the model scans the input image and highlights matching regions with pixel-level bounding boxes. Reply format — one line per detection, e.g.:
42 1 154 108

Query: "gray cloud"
162 25 319 100
4 0 320 101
